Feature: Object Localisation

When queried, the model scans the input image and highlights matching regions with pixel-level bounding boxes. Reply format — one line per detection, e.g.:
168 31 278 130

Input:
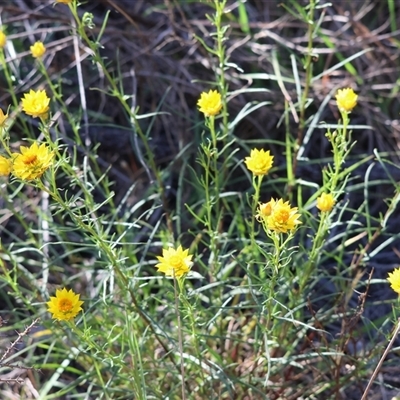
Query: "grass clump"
0 0 400 399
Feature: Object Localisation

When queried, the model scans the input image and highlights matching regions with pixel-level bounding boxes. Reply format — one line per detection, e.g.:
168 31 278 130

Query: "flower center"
59 299 73 312
275 209 289 223
32 99 42 110
23 154 37 165
256 158 268 168
169 255 183 268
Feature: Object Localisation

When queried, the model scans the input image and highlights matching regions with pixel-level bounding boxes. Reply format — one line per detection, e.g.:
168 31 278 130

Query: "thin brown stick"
360 318 400 400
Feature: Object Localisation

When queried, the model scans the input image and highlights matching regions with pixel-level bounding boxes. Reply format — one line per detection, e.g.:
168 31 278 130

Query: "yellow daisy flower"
47 288 84 321
197 90 222 117
0 155 11 176
335 88 358 113
0 31 6 48
30 41 46 58
388 268 400 295
21 89 50 119
156 245 193 278
12 142 54 180
244 148 274 176
257 198 301 234
316 192 335 212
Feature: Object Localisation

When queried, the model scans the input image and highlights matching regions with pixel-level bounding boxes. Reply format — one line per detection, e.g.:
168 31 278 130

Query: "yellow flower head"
47 288 84 321
388 268 400 295
256 202 272 221
30 41 46 58
316 192 335 213
0 155 11 176
197 90 222 117
335 88 358 113
21 89 50 119
156 245 193 278
55 0 72 3
0 31 6 48
0 108 8 127
12 142 54 180
244 148 274 176
257 198 301 233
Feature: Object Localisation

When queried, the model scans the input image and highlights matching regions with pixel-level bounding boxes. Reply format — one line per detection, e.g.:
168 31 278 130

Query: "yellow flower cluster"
335 88 357 113
197 90 222 117
47 288 84 321
0 90 54 181
244 148 274 176
256 198 301 234
30 41 46 58
155 245 193 278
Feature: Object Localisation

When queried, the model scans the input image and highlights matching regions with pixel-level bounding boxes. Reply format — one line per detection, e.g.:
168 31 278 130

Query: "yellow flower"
47 288 84 321
255 202 272 221
0 31 6 48
30 41 46 58
0 108 8 127
387 268 400 295
12 142 54 180
156 245 193 278
197 90 222 117
244 148 274 176
257 198 301 233
316 192 335 212
0 155 11 176
335 88 358 113
55 0 72 3
21 89 50 118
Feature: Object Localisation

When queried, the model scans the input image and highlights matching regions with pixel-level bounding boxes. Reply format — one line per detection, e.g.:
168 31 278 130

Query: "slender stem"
291 0 316 183
67 1 174 236
0 50 30 135
174 276 186 400
361 318 400 400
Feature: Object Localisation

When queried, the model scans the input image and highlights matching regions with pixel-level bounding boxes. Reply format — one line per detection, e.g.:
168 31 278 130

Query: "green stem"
291 0 316 182
67 1 174 237
174 277 186 400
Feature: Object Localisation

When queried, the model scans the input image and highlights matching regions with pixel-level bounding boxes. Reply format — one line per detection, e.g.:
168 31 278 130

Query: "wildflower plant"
1 1 399 399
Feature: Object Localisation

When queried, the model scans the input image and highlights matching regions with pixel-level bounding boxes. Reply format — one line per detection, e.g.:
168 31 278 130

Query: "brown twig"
361 318 400 400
